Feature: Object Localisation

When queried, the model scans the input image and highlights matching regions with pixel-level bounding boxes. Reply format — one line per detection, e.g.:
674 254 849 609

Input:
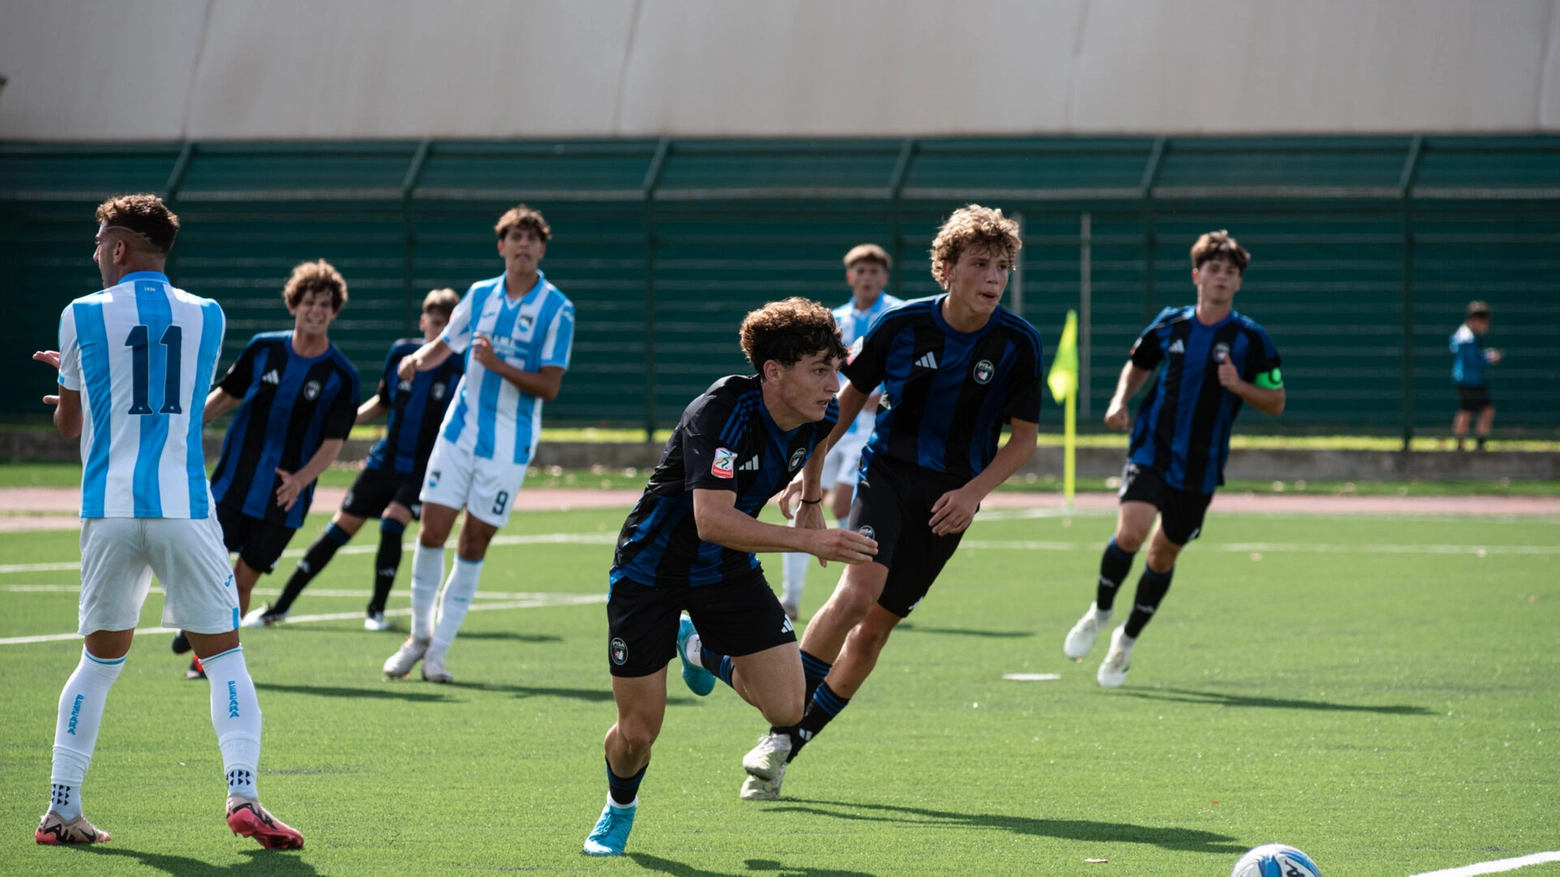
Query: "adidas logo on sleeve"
261 369 282 385
914 352 939 369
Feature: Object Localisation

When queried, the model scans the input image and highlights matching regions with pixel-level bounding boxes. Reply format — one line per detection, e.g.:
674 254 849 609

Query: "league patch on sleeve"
847 336 864 365
711 447 737 479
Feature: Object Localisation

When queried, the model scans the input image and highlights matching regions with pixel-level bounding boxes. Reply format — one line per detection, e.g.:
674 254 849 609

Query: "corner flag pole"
1047 310 1080 513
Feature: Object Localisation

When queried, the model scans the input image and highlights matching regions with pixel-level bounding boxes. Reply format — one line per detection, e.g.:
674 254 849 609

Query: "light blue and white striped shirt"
57 271 226 518
833 293 901 436
438 271 574 464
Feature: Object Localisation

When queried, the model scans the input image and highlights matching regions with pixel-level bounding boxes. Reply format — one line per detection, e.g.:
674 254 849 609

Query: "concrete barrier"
3 431 1554 482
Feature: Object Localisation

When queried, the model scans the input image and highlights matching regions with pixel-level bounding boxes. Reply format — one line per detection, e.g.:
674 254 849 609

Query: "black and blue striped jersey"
611 375 839 589
1126 306 1282 493
209 331 360 527
364 339 463 476
841 295 1044 479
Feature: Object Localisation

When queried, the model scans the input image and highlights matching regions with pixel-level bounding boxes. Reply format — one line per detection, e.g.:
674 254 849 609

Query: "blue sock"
1096 537 1137 612
606 759 645 806
698 644 736 688
1124 566 1174 638
799 650 832 703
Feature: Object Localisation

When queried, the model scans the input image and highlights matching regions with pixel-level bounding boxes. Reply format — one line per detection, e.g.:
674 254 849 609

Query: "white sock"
203 646 262 801
431 557 483 654
410 543 445 641
781 551 808 607
49 648 124 820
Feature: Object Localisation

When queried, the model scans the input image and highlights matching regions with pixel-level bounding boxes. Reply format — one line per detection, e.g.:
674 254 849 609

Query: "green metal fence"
5 135 1558 440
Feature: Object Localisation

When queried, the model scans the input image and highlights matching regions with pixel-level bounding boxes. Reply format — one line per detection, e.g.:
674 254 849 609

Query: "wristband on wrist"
799 496 823 505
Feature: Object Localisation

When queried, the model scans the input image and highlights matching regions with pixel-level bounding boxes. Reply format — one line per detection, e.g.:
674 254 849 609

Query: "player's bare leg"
232 560 264 616
421 509 500 682
1475 405 1495 449
1065 500 1156 659
1452 410 1472 450
818 604 901 698
586 670 665 856
796 561 890 663
1098 522 1186 688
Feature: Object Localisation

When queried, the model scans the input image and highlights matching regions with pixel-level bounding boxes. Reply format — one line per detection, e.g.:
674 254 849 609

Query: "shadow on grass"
1121 687 1435 716
447 680 700 707
77 845 317 875
630 852 875 877
448 630 564 643
769 800 1244 854
254 683 450 703
895 623 1034 639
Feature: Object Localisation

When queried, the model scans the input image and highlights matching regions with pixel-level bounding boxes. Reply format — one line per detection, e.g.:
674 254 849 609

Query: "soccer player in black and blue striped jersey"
245 288 464 630
185 262 359 677
582 298 878 857
740 205 1044 801
1063 230 1285 688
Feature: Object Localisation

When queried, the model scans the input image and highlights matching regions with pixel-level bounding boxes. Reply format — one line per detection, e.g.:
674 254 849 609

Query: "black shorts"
1457 386 1493 413
848 456 969 618
341 466 423 520
1118 463 1213 546
606 572 796 677
216 504 298 574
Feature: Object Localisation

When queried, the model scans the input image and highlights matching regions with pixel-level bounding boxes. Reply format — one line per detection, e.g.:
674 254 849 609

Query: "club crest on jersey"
859 525 875 541
973 359 995 384
712 447 737 479
1212 342 1231 364
302 380 322 401
789 448 807 471
432 382 447 400
610 637 629 666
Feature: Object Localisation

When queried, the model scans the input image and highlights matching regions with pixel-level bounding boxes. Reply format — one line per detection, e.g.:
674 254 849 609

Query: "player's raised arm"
397 338 455 380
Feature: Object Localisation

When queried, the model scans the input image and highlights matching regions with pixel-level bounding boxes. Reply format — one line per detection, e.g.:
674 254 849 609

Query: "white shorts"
79 515 239 636
419 436 529 528
822 432 870 490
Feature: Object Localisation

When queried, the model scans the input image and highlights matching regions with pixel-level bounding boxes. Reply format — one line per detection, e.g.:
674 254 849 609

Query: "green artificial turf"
0 507 1557 876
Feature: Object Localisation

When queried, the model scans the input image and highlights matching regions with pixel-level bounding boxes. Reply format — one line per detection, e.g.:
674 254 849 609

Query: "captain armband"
1253 368 1283 390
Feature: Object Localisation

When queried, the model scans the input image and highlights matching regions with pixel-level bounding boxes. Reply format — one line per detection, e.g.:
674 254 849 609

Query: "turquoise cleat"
676 615 715 696
582 799 636 856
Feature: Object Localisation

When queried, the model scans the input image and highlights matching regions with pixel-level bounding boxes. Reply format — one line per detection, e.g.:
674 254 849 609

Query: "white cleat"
240 604 286 629
1096 625 1135 688
1063 603 1111 660
740 763 786 800
382 636 429 678
741 732 792 782
422 647 452 683
363 612 390 632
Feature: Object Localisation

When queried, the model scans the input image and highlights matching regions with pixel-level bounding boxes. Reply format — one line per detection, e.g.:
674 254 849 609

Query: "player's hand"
42 394 61 407
397 353 419 381
1103 399 1131 431
1486 348 1503 364
775 477 806 521
929 485 981 536
33 350 62 370
472 334 501 369
1216 358 1243 389
811 528 877 565
273 467 310 512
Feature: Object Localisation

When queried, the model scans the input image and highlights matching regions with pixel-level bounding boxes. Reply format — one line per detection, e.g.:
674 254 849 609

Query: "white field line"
959 540 1560 556
0 591 605 646
1407 851 1560 876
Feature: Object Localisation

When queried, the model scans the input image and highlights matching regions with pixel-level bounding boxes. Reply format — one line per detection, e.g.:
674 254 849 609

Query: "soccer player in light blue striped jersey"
31 195 302 850
381 204 575 683
779 244 901 619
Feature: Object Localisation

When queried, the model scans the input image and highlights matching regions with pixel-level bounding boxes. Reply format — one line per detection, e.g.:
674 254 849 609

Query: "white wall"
3 0 1557 141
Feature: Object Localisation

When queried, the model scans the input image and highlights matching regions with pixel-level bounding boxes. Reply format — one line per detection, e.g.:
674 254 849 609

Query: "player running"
1449 300 1501 451
242 288 464 630
778 243 901 620
740 205 1044 801
381 204 574 683
1062 230 1284 688
179 260 359 678
582 298 877 856
31 194 302 849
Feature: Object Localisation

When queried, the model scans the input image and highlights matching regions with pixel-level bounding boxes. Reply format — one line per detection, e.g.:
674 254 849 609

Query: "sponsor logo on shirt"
712 447 736 479
973 359 995 384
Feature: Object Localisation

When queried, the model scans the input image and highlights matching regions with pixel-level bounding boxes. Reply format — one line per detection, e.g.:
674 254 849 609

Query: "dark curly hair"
96 194 180 254
282 260 349 312
739 297 848 378
929 205 1021 289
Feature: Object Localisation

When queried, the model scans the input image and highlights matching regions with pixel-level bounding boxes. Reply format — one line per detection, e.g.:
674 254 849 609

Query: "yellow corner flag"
1048 310 1079 508
1048 310 1079 403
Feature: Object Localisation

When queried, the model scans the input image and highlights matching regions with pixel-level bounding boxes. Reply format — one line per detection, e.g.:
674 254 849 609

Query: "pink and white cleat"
226 796 304 850
36 811 110 845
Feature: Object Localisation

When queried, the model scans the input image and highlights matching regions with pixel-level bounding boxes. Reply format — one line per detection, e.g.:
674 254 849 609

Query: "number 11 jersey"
57 271 227 519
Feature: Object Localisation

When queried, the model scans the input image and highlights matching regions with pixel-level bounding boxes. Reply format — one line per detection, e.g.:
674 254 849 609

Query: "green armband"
1254 368 1283 389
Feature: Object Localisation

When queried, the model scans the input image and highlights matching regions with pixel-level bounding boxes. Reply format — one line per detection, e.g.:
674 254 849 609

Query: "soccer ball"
1231 844 1322 877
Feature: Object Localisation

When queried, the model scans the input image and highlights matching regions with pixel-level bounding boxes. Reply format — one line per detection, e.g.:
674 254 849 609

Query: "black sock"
605 759 645 806
1477 437 1488 450
1096 537 1136 612
698 642 735 688
271 523 351 614
367 519 406 615
784 682 850 763
798 650 832 703
1124 566 1174 638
